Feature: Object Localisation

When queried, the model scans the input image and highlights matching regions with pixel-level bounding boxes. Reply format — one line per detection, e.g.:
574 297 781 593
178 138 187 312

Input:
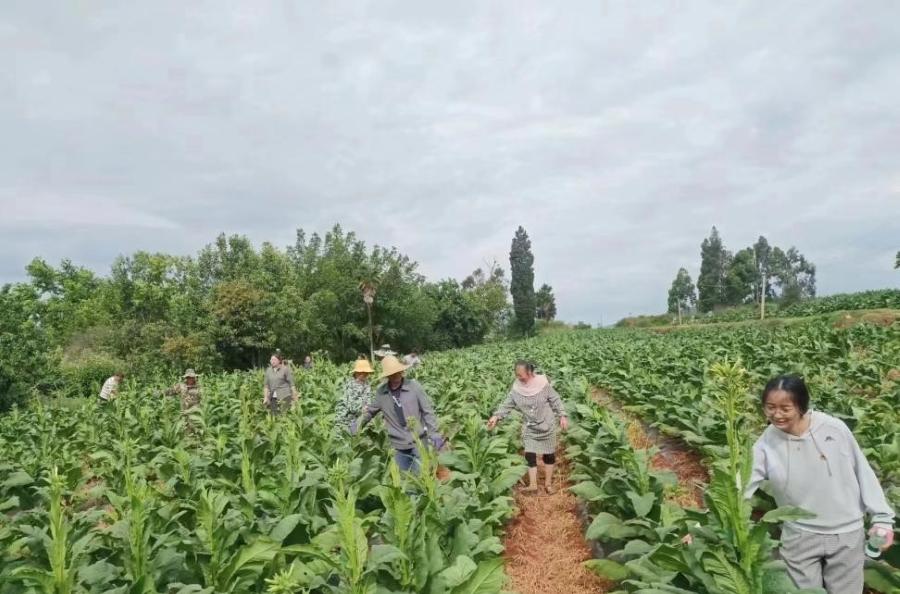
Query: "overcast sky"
2 2 899 324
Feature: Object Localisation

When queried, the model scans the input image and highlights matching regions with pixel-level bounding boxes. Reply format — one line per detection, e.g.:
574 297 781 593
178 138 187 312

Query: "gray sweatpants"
780 527 865 594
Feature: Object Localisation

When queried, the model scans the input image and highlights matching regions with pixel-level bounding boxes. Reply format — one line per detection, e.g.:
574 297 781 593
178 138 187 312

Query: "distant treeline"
1 225 517 409
666 228 818 323
617 289 900 328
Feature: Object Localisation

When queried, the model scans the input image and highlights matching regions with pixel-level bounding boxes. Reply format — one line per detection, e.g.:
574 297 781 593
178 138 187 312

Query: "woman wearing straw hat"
351 355 444 474
336 357 375 429
487 360 569 494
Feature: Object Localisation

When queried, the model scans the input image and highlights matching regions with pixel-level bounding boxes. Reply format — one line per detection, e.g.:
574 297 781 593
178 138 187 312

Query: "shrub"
59 351 127 399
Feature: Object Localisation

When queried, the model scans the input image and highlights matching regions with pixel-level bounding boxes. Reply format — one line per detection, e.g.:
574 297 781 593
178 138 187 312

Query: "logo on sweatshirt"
825 436 835 442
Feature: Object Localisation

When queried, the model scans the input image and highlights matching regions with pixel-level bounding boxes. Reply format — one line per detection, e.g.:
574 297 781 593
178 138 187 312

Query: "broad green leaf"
586 513 640 541
2 471 33 489
702 550 752 594
621 539 654 558
626 491 656 518
450 558 505 594
631 586 698 593
219 539 280 585
269 513 303 543
569 481 605 501
490 466 526 493
366 544 406 572
761 506 816 524
584 559 630 581
863 563 900 592
79 560 119 586
0 496 20 511
439 555 478 588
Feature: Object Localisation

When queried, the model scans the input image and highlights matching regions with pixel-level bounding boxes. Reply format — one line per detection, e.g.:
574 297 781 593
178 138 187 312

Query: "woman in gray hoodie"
746 375 895 594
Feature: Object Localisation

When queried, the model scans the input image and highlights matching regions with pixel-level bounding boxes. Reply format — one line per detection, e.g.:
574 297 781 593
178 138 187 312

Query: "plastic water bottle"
865 526 891 559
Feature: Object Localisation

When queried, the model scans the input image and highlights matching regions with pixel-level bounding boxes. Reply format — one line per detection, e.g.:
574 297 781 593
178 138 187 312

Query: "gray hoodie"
746 410 895 534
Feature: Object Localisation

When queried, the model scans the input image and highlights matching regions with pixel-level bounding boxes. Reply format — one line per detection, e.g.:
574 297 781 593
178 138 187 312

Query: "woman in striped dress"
488 361 569 494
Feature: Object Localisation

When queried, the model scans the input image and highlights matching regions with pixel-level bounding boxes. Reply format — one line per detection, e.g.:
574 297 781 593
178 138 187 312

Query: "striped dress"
493 381 566 455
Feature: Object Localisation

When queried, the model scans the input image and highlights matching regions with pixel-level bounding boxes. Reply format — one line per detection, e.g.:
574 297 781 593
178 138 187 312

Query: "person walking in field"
402 350 422 370
351 355 444 474
98 371 124 403
746 375 895 594
374 344 396 360
335 357 374 429
487 361 569 494
166 369 202 412
263 353 298 415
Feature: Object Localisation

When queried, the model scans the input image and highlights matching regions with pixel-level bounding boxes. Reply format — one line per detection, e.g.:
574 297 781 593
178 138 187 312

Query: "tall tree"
895 251 899 269
753 236 774 319
773 247 816 305
535 284 557 321
697 227 730 313
667 268 696 324
724 248 756 306
462 263 510 336
426 280 487 350
509 227 536 336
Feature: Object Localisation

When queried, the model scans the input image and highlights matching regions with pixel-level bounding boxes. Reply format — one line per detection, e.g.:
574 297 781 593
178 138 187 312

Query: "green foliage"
0 359 521 593
725 248 758 306
59 352 127 399
535 284 557 321
697 227 730 313
0 283 55 410
777 289 900 317
667 268 696 322
426 281 487 350
509 226 536 337
2 304 899 592
619 289 900 328
1 225 513 402
694 229 816 315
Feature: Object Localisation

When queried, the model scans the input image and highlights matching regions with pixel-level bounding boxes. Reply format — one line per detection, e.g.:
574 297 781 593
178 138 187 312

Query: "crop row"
448 317 900 592
0 364 526 594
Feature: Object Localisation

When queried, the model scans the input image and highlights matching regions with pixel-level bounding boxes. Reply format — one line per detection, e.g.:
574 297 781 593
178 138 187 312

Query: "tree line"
668 227 817 322
0 224 556 409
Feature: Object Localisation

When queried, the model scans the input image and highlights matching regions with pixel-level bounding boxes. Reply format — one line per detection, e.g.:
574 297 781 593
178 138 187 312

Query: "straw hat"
183 369 199 379
379 355 408 379
352 358 374 375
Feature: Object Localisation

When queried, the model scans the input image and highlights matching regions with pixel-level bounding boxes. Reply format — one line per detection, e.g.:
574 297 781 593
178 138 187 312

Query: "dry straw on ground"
503 455 613 594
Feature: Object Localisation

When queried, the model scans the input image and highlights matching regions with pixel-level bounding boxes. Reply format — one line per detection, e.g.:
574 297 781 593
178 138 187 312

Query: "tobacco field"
1 315 899 593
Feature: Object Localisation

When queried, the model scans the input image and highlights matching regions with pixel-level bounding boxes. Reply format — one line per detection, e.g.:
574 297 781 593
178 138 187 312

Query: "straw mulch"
502 454 613 594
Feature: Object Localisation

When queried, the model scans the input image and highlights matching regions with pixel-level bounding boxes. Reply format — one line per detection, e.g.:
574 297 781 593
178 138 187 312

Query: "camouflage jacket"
167 383 201 411
336 379 372 428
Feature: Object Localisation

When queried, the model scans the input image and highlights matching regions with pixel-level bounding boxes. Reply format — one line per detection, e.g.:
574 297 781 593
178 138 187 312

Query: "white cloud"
1 1 899 323
1 192 179 231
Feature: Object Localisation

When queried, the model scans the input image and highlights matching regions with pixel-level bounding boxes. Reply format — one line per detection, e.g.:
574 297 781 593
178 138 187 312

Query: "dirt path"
503 451 613 594
500 388 708 594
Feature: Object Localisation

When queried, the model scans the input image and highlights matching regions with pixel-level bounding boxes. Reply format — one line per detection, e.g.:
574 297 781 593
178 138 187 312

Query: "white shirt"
403 354 421 368
99 376 120 401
